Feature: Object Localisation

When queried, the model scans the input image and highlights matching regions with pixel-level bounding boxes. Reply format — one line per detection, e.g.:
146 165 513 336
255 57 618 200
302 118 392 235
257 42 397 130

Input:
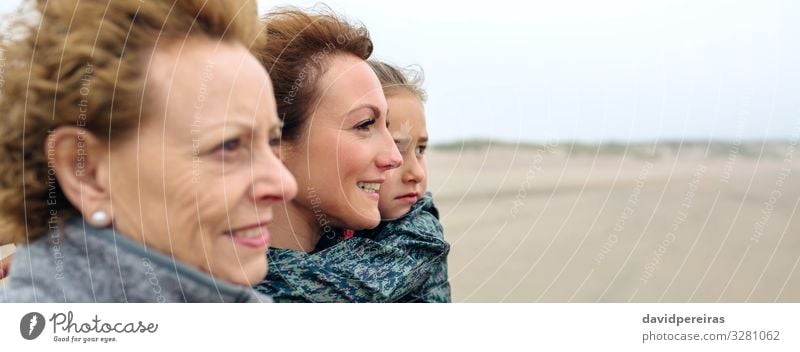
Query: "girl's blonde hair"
368 60 427 102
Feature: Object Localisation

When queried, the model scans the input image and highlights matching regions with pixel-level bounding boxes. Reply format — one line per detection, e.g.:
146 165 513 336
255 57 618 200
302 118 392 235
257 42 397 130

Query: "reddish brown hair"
258 7 373 141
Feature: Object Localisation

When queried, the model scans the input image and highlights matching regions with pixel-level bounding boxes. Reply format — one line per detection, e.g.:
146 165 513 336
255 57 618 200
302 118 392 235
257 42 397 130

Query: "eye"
215 137 242 154
268 124 284 151
416 145 427 155
355 118 377 131
268 135 282 147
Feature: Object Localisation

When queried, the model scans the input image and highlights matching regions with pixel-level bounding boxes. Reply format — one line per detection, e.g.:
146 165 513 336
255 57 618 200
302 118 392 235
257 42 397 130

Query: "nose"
402 155 425 184
251 148 298 204
376 126 403 171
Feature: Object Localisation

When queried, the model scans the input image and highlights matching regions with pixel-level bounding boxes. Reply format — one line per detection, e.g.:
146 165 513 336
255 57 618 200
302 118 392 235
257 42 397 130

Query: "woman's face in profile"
281 54 402 230
106 38 297 286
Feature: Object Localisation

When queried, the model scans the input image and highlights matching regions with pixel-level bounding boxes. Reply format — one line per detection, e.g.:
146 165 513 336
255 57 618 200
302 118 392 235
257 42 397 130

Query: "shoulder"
1 222 95 302
1 245 64 302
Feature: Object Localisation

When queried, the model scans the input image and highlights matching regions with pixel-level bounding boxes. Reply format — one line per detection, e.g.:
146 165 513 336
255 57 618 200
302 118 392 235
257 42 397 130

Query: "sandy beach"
429 141 800 302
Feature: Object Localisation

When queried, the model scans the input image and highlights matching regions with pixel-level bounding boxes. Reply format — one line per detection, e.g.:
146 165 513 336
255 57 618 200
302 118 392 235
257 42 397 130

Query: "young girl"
367 60 450 301
259 61 450 302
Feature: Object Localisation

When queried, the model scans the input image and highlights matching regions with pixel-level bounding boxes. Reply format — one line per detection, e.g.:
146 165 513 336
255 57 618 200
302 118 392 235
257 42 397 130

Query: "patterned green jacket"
255 192 451 302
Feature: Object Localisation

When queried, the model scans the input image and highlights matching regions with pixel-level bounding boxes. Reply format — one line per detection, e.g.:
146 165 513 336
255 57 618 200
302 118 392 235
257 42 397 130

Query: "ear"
47 126 112 227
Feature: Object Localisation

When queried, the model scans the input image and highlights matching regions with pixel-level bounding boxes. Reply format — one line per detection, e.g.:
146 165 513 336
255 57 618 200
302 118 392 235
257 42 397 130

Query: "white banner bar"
0 303 797 351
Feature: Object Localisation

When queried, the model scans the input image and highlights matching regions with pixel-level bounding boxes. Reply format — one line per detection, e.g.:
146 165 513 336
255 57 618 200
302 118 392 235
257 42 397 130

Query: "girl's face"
108 39 298 286
378 91 428 220
281 54 403 230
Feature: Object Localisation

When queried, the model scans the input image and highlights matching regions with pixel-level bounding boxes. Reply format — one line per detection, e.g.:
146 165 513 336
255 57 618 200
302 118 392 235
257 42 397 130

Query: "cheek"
109 148 210 262
338 137 375 177
193 167 251 227
158 165 207 244
377 170 404 217
381 167 403 195
158 155 233 236
420 158 429 191
107 145 170 234
299 130 343 185
378 178 396 208
295 151 336 209
162 158 205 214
166 168 251 272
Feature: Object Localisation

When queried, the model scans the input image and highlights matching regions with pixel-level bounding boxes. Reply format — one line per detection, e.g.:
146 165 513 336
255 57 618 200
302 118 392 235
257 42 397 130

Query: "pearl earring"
90 210 109 227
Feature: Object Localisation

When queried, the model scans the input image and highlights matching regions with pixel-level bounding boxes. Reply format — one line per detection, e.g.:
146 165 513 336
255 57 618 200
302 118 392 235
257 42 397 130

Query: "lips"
395 192 418 200
395 192 419 205
225 221 271 249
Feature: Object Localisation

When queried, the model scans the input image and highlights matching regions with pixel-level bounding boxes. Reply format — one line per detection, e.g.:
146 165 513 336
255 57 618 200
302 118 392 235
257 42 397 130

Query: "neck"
270 199 320 253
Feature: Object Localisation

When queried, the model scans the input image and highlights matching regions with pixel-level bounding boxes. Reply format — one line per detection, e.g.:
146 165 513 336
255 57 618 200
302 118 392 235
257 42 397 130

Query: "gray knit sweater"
0 217 271 303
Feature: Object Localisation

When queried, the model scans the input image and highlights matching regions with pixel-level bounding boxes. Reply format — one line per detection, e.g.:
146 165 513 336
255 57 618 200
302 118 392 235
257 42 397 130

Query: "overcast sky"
3 0 799 143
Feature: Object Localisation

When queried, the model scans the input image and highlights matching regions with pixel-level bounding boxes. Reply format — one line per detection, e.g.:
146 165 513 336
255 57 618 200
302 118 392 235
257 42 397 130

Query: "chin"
346 210 381 230
216 262 267 287
381 206 410 221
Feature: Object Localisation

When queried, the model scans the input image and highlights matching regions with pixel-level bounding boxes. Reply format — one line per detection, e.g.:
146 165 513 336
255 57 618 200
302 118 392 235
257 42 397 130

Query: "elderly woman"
254 8 450 302
0 0 297 302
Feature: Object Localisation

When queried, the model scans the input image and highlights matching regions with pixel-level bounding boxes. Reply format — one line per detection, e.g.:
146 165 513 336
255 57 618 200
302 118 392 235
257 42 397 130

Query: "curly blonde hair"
0 0 264 244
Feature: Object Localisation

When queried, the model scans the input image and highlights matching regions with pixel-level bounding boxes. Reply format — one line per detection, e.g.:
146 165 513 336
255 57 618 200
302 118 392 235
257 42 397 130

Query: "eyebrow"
347 104 383 120
418 136 429 143
205 120 255 129
205 112 282 130
268 124 283 136
269 118 284 130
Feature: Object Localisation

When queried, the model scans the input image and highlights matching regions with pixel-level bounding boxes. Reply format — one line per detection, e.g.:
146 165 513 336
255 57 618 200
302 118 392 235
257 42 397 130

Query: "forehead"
315 54 387 114
146 38 276 124
387 93 427 132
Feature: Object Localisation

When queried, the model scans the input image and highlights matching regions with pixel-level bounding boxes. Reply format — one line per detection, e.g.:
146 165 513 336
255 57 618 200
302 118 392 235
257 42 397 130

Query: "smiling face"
280 53 402 231
107 38 297 286
378 91 429 220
